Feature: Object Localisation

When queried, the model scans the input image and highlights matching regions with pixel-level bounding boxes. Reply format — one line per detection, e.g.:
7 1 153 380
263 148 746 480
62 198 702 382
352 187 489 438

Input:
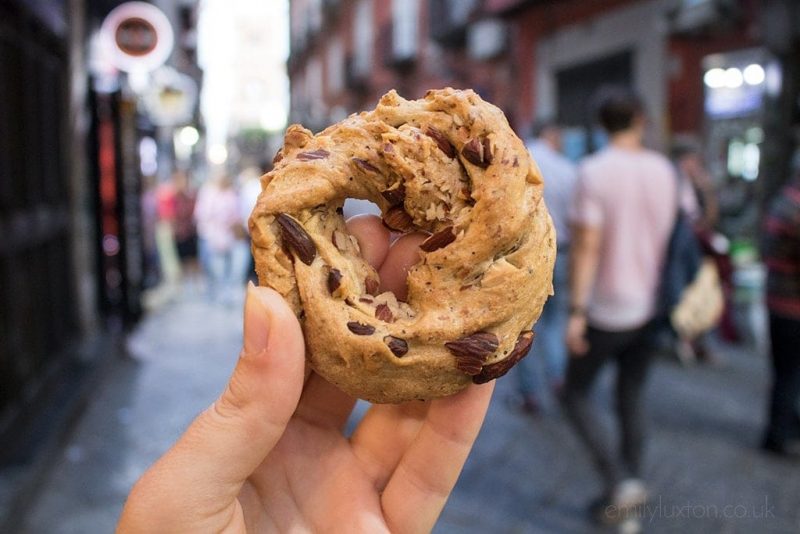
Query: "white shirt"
239 177 263 228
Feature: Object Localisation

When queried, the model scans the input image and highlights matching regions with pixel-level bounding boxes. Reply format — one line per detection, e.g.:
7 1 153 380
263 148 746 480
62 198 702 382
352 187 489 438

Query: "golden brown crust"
249 88 555 403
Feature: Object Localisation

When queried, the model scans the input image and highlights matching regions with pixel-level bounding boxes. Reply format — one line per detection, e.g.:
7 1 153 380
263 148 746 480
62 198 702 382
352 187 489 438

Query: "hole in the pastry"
343 198 381 219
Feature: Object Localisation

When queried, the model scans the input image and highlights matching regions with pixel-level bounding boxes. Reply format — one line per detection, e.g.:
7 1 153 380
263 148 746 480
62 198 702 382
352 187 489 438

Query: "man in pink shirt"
563 88 677 523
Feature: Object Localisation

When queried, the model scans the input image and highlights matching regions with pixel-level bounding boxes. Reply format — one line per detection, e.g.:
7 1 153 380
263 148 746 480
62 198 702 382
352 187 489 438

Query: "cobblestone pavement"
17 291 800 533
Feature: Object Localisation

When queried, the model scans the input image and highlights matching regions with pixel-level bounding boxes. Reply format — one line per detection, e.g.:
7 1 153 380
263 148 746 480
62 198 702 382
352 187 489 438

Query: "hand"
117 215 495 533
566 313 589 357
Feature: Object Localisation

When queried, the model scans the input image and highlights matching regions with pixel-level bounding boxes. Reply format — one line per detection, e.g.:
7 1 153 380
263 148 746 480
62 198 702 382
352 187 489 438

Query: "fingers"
289 215 391 429
350 401 429 488
155 285 305 494
566 317 589 356
346 214 390 269
381 382 495 533
378 233 427 300
294 372 357 430
345 214 427 300
566 333 588 356
568 341 589 357
294 219 429 430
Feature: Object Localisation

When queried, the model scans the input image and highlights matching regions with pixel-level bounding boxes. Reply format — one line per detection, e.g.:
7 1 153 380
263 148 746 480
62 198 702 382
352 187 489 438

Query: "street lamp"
178 126 200 146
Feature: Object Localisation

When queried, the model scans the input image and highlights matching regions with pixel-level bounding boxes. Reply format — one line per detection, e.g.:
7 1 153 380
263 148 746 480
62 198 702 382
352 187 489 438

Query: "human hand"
682 155 712 189
565 314 589 357
117 215 495 533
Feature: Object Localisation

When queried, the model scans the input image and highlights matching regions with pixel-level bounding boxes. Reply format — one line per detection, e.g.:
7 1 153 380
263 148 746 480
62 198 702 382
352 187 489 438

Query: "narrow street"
5 1 800 533
19 290 245 533
17 290 800 533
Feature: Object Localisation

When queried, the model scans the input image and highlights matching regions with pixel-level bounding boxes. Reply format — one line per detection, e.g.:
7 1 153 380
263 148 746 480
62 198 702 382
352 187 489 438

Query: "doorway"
556 50 634 160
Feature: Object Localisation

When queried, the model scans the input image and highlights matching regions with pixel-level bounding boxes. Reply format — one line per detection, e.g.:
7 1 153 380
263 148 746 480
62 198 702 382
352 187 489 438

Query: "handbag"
670 258 724 340
656 203 703 321
656 175 723 340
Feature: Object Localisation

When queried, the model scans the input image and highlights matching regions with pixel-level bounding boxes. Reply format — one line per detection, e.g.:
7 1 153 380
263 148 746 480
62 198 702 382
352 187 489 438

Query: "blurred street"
4 0 800 532
10 289 798 533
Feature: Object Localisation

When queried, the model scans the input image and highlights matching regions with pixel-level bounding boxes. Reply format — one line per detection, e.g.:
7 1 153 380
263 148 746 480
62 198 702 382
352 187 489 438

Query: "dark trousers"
562 325 653 491
763 313 800 447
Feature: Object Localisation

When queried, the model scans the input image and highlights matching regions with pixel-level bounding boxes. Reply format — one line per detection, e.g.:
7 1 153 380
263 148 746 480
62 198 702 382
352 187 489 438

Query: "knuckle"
212 368 251 422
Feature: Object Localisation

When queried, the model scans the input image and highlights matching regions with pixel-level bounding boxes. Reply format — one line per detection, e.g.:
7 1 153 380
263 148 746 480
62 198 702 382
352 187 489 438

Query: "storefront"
0 1 146 516
0 0 88 465
702 48 771 241
532 0 671 159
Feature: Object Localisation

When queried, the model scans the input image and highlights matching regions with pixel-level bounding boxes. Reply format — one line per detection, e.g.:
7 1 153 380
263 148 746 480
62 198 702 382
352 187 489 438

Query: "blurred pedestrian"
237 164 265 284
511 120 577 413
671 138 718 232
172 169 201 290
562 88 677 522
760 174 800 458
669 140 736 363
141 175 160 289
194 173 242 303
672 139 741 348
155 176 181 290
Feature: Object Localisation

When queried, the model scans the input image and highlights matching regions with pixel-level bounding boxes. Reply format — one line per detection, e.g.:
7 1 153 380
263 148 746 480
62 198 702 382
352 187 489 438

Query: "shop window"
391 0 419 63
556 50 633 159
352 0 373 77
327 36 344 94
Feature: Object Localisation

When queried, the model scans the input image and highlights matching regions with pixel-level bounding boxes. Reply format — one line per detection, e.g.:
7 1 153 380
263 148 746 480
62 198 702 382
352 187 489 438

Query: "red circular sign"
115 16 158 57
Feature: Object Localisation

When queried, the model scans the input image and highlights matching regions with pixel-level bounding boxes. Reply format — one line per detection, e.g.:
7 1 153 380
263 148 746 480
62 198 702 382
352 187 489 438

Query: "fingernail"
243 281 271 355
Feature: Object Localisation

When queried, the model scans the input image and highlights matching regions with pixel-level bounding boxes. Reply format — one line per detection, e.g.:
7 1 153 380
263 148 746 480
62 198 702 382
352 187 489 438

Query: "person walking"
235 164 265 284
194 174 242 303
671 141 738 360
761 174 800 458
562 88 677 522
172 170 201 290
512 120 577 413
154 177 181 291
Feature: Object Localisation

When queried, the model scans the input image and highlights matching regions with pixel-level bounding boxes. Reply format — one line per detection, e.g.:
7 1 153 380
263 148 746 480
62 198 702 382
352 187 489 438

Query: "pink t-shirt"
194 183 241 253
570 146 677 331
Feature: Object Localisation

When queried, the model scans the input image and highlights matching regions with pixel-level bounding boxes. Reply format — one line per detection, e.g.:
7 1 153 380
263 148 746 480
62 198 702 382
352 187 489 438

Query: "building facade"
288 0 778 237
289 0 758 144
1 0 203 526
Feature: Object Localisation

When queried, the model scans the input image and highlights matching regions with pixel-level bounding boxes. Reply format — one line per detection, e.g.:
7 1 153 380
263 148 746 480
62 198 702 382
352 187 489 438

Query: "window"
353 0 373 76
467 19 506 60
307 58 323 102
290 0 308 52
309 0 323 33
327 37 344 93
392 0 419 61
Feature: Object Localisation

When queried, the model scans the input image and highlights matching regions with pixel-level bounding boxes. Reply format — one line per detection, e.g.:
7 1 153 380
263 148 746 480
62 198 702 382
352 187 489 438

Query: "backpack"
655 177 723 339
657 207 703 319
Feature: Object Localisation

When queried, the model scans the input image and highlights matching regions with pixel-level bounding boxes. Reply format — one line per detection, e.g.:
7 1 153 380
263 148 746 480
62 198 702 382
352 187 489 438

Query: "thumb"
163 283 305 492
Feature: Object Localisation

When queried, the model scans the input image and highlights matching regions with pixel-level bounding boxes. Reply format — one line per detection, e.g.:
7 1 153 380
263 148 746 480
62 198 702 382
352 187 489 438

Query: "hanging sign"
142 67 198 127
101 2 174 73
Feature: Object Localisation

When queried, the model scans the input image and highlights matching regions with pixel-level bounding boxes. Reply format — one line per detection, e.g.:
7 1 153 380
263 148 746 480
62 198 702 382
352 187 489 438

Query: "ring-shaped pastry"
249 88 555 403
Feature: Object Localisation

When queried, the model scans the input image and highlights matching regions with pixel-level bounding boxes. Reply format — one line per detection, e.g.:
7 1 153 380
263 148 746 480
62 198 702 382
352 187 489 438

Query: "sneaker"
762 438 800 459
591 479 648 525
612 478 648 509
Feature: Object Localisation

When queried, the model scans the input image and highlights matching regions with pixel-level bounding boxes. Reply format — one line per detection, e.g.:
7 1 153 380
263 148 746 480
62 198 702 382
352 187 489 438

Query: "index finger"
297 215 423 429
345 214 391 269
380 381 495 533
345 214 427 299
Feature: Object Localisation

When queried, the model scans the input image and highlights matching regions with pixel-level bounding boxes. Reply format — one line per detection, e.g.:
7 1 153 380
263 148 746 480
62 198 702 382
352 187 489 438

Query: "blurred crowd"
502 86 800 525
141 163 265 305
134 83 800 528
